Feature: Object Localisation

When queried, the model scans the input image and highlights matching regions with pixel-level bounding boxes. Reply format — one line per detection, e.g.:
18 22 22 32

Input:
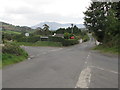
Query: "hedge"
16 36 40 43
62 39 79 46
49 36 64 42
49 36 79 46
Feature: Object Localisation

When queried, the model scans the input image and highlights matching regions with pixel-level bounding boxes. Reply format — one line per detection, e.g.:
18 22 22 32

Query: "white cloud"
0 0 91 26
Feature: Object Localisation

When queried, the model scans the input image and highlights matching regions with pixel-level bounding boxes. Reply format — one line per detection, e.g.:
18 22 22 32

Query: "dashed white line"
30 55 35 58
50 48 63 52
42 52 47 54
28 58 31 60
85 61 87 64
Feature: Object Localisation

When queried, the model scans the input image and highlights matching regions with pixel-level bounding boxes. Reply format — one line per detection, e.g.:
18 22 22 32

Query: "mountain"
31 22 85 30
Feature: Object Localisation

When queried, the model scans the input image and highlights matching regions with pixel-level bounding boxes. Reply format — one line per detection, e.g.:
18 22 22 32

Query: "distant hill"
31 22 85 30
1 22 34 32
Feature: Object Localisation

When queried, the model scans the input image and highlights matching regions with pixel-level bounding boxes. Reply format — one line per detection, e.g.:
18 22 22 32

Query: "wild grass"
14 41 63 47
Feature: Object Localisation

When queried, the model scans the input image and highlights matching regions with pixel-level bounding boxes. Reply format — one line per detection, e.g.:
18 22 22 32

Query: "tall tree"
43 24 50 36
84 1 120 47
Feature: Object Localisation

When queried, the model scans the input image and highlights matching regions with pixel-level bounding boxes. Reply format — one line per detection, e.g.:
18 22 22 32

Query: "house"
52 33 64 38
40 36 49 41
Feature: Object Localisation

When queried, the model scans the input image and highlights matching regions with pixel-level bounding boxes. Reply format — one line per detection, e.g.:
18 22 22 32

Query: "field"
2 30 21 34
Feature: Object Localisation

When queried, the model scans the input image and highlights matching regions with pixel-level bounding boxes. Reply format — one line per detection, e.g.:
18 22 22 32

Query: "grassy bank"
93 45 119 54
14 41 63 47
2 43 28 67
2 53 27 67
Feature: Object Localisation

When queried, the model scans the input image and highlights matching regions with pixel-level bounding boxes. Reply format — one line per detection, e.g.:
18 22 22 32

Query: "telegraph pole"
71 24 74 34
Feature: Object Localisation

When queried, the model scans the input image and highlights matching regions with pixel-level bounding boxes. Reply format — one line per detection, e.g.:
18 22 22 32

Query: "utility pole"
71 24 74 34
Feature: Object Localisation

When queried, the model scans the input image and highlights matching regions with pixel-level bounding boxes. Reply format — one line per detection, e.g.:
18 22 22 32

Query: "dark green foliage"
49 36 64 42
64 33 71 39
55 26 82 35
2 32 16 40
84 2 107 42
62 39 79 46
84 1 120 49
82 35 90 42
55 28 66 34
49 35 79 46
14 34 40 42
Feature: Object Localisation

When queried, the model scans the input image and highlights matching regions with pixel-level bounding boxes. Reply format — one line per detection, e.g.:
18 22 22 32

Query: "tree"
84 2 108 42
84 1 120 47
56 28 66 34
43 24 51 36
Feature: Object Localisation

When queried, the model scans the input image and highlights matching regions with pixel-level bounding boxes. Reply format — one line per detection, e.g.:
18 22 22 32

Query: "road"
3 37 118 88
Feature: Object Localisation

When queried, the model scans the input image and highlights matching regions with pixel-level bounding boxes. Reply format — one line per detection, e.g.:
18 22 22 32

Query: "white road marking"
50 48 63 52
43 52 47 54
28 58 31 60
75 67 91 88
90 66 118 74
87 55 90 59
30 55 35 58
85 61 87 64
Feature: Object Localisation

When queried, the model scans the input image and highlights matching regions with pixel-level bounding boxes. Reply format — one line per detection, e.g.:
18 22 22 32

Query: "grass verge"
2 53 28 67
93 45 119 54
2 42 28 68
13 41 63 47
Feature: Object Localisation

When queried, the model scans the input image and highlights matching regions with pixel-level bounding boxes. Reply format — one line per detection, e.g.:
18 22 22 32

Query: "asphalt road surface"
3 37 118 88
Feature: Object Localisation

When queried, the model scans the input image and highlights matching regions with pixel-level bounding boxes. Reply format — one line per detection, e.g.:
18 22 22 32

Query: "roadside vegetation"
2 42 28 67
84 2 120 54
93 45 119 54
13 41 62 47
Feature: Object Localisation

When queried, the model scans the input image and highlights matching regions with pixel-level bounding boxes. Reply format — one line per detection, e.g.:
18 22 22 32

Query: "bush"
82 35 90 42
2 32 16 41
62 39 79 46
64 33 71 39
15 35 40 43
49 35 79 46
49 36 64 42
2 43 28 57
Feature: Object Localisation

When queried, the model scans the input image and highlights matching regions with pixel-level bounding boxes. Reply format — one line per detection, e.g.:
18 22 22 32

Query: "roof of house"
54 34 64 37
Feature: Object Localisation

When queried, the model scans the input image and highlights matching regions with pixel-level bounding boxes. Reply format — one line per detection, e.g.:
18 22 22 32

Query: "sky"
0 0 91 26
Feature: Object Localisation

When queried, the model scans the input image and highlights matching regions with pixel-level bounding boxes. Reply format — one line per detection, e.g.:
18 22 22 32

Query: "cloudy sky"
0 0 91 26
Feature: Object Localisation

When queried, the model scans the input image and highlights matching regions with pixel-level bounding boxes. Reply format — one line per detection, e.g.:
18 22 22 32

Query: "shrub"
64 33 71 39
62 39 79 46
15 35 40 43
82 35 90 42
2 43 28 57
27 36 40 42
2 32 16 40
49 36 64 42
